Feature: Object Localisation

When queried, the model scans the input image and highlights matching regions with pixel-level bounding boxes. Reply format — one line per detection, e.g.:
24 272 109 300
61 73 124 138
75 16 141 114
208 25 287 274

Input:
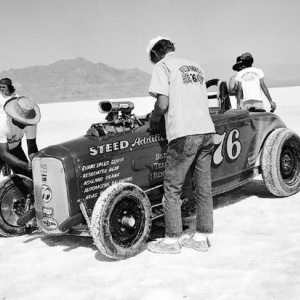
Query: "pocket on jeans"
169 137 186 155
203 134 215 152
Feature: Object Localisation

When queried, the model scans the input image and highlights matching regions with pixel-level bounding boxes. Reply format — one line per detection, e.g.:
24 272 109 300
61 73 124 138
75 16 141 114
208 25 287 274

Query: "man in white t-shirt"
0 96 41 178
235 53 276 112
146 36 215 254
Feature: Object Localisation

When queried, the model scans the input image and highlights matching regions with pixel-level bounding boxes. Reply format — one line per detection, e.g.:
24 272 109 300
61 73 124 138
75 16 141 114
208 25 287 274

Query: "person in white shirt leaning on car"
234 52 276 112
0 96 41 178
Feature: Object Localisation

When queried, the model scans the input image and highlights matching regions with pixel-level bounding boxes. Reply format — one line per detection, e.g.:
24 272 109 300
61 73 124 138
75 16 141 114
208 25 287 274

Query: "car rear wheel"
91 183 152 260
261 128 300 196
0 175 34 236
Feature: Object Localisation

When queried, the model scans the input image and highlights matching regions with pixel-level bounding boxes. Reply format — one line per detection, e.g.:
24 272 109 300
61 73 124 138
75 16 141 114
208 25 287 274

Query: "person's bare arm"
151 94 169 121
260 78 276 112
27 138 38 161
228 76 237 96
0 143 31 171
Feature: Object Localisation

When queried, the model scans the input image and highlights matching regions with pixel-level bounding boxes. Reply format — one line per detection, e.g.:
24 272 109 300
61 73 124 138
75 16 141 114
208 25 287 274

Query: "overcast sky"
1 0 299 74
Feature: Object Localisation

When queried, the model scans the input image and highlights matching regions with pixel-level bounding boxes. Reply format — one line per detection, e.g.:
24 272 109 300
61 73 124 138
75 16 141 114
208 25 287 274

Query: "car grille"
32 157 70 233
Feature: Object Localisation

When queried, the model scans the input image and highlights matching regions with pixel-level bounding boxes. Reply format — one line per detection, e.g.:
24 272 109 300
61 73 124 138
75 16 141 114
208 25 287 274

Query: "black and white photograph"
0 1 299 299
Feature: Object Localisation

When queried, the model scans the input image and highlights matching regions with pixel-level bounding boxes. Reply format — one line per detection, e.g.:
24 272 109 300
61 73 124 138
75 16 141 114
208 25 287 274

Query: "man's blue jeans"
163 133 215 238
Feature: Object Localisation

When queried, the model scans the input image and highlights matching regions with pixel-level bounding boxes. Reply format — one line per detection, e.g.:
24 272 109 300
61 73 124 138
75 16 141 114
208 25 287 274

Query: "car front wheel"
0 175 34 236
261 128 300 196
91 183 152 260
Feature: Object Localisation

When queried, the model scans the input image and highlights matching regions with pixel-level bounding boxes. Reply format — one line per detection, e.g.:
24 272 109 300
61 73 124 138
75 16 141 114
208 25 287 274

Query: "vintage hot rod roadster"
0 79 300 260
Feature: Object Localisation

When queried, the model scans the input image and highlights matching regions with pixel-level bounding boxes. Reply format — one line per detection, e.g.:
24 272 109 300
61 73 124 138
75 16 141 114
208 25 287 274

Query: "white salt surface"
1 87 300 300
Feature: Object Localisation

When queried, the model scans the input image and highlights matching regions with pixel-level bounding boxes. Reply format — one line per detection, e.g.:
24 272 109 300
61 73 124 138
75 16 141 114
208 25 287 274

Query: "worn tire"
91 183 152 260
261 128 300 196
0 175 34 236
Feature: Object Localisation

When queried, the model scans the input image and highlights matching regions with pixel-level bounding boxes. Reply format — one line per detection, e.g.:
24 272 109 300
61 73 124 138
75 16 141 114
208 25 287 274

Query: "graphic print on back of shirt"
179 65 204 85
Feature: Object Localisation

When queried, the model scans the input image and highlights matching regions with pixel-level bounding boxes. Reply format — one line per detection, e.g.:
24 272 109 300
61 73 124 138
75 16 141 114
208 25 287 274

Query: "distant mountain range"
0 57 298 104
0 57 151 104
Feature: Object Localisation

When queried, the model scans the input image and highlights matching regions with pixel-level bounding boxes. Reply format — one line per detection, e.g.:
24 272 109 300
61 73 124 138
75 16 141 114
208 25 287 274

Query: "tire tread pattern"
261 128 300 196
91 183 151 260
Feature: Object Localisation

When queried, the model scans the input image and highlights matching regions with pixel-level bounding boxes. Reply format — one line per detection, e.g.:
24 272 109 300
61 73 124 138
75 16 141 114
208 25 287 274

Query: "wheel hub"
2 196 26 226
121 215 136 228
282 153 292 172
1 187 33 226
110 197 145 247
13 198 26 216
280 148 295 179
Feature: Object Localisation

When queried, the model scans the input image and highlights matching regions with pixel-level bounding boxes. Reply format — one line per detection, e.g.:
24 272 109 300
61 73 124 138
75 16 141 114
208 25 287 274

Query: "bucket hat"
4 96 41 125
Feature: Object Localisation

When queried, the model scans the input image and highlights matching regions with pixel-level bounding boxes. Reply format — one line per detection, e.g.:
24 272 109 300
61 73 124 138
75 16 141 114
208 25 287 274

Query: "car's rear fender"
253 113 287 168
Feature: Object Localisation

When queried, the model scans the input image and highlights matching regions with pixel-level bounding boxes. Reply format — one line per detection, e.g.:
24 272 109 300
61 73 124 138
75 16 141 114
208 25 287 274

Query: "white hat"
146 36 171 61
4 96 41 125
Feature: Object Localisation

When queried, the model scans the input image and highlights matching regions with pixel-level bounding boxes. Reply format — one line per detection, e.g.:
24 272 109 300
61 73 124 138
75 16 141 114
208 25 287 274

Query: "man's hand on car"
149 110 162 133
270 101 276 113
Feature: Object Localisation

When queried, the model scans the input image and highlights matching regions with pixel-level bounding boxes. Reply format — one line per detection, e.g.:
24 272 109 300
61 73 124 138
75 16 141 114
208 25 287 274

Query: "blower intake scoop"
99 101 135 122
86 101 142 137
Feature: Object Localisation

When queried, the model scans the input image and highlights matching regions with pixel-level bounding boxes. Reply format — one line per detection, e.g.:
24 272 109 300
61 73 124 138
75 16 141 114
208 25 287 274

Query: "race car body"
33 108 285 234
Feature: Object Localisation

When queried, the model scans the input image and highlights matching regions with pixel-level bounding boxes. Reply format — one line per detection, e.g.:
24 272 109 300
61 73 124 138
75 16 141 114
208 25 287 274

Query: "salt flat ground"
0 87 300 300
